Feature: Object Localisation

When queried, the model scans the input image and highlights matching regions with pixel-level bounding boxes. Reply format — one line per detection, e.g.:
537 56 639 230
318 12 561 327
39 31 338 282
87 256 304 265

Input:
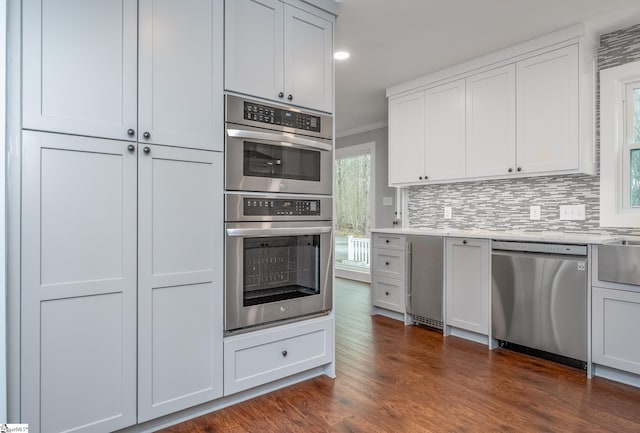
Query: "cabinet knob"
517 167 522 172
419 176 423 180
425 175 429 180
127 144 135 152
385 261 390 266
463 240 467 245
385 239 390 244
143 146 151 154
278 92 284 98
143 131 151 139
508 168 513 173
127 128 135 137
281 350 288 357
385 291 389 296
287 94 293 101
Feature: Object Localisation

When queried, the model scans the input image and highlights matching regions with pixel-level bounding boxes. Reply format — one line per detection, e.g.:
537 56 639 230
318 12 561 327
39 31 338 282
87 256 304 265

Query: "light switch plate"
530 205 541 220
559 204 586 220
444 207 452 219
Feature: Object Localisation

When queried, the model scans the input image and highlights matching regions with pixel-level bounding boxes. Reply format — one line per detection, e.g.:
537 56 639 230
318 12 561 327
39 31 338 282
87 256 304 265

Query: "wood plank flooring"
161 278 640 432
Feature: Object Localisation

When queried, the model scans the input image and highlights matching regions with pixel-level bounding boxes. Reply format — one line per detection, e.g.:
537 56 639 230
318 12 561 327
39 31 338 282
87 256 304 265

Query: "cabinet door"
21 131 137 433
388 92 426 185
23 0 137 141
425 79 466 180
138 145 223 421
445 238 489 335
284 5 333 113
466 65 516 178
516 45 579 173
593 287 640 375
139 0 223 151
225 0 283 102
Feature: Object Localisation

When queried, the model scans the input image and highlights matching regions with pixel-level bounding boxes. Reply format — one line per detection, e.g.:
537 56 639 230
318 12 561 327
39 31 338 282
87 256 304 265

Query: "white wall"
1 0 7 421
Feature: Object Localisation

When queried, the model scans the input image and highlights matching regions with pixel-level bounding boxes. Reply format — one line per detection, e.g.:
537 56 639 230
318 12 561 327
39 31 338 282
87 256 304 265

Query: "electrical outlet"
444 206 452 219
530 205 541 220
559 204 586 221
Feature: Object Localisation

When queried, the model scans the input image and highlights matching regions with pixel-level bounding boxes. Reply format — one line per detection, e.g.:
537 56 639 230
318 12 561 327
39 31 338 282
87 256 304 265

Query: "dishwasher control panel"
492 241 587 256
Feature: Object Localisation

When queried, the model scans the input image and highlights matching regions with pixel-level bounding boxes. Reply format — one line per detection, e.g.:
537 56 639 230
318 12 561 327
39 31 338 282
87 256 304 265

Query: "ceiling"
333 0 640 135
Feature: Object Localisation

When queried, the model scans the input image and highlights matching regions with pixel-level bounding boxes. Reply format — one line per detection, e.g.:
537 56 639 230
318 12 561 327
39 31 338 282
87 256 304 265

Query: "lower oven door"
225 220 333 331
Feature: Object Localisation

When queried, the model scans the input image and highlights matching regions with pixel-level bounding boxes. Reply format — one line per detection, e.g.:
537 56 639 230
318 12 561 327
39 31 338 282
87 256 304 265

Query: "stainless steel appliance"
224 194 333 332
225 95 333 195
598 240 640 286
492 241 588 364
406 236 444 329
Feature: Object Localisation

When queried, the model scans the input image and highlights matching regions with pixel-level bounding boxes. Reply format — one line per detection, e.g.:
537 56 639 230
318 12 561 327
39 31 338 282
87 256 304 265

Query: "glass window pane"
632 149 640 207
634 88 640 144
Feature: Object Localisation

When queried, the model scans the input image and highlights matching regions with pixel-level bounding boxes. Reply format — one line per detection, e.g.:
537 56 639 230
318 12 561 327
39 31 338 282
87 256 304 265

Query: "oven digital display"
243 198 321 216
244 102 321 132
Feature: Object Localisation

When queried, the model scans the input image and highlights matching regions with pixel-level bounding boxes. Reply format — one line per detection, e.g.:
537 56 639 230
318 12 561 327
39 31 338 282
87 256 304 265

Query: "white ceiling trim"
336 120 388 139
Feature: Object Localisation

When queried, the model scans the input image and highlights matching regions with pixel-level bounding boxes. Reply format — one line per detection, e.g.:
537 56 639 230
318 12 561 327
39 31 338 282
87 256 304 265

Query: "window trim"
600 61 640 227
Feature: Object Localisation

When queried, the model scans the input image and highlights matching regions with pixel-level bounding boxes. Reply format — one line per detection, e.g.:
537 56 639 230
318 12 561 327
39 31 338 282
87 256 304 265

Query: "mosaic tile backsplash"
408 23 640 236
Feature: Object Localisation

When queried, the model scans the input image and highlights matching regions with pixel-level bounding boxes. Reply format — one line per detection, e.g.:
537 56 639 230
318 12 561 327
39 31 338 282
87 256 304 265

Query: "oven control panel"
243 198 321 216
244 101 321 132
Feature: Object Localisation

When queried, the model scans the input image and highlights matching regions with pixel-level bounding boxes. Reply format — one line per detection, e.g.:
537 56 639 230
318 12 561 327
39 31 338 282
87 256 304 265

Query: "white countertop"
369 227 634 244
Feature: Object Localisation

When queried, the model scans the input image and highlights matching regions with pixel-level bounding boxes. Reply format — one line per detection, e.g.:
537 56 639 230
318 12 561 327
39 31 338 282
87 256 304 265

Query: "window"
600 61 640 227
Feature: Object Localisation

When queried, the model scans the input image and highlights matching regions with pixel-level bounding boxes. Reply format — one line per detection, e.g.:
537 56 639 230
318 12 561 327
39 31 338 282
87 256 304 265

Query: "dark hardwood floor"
161 278 640 432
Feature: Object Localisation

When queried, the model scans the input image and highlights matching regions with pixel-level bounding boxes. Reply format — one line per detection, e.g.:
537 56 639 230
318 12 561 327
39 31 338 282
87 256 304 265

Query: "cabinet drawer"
223 316 333 395
373 233 406 251
372 276 405 313
372 249 405 280
593 287 640 375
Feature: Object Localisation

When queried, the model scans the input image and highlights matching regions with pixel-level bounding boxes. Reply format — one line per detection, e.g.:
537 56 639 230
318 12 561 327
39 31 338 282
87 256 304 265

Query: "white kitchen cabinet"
138 0 223 151
388 92 426 185
388 79 465 185
138 145 224 421
22 0 138 141
592 287 640 375
466 65 516 178
371 233 407 315
516 45 579 174
23 0 223 150
21 131 138 433
224 315 333 395
425 79 466 181
225 0 333 113
445 238 490 336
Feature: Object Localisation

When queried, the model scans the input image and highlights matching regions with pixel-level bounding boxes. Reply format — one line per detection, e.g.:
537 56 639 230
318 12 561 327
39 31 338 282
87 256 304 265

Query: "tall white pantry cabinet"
20 0 224 432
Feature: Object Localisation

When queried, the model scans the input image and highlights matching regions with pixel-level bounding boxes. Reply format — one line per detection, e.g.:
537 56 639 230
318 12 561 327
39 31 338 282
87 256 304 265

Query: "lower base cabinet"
224 316 333 396
372 276 405 313
592 287 640 375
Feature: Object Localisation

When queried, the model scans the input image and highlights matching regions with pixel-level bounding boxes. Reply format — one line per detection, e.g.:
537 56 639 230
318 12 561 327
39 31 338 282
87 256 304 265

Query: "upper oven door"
225 125 333 195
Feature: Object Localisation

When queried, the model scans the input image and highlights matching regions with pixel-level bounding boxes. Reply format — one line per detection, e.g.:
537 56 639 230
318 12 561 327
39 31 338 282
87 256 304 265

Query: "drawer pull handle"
462 240 467 245
385 261 390 266
385 291 389 296
281 350 288 357
385 239 390 244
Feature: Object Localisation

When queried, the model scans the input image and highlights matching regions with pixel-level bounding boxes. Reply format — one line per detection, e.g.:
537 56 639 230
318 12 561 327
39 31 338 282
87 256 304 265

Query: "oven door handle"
227 128 333 152
226 226 332 237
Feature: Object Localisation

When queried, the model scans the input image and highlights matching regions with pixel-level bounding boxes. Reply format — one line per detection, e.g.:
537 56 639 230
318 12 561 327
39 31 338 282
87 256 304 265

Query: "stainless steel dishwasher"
491 241 588 365
406 236 444 329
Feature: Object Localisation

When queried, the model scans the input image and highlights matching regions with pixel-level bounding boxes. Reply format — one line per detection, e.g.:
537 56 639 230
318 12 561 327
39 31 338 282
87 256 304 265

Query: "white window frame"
600 61 640 227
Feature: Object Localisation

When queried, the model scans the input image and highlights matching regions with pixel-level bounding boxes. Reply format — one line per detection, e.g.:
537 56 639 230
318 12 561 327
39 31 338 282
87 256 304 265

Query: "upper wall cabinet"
388 80 465 185
516 46 579 174
225 0 333 113
23 0 223 151
386 26 595 187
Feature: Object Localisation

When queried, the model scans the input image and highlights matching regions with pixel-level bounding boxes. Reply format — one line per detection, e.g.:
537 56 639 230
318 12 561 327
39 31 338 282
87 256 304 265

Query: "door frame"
334 141 375 283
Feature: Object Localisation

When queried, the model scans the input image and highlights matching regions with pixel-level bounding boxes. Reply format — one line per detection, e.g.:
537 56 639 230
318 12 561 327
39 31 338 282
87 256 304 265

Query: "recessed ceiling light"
334 51 350 60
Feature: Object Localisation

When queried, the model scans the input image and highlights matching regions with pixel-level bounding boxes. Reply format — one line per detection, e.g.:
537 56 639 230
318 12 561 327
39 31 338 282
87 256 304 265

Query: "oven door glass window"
243 141 321 182
243 235 320 306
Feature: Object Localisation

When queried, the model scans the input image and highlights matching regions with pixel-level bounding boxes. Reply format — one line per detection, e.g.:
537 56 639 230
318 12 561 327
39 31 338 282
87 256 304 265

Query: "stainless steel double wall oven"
224 95 333 332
